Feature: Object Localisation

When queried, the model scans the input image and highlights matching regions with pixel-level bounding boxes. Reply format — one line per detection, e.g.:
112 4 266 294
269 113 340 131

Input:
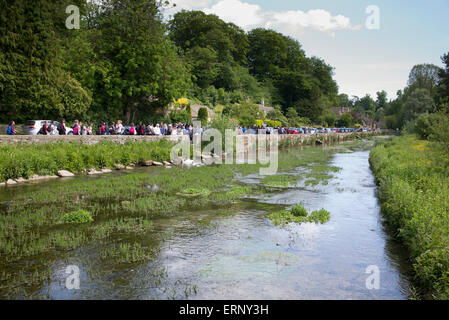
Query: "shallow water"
0 139 412 299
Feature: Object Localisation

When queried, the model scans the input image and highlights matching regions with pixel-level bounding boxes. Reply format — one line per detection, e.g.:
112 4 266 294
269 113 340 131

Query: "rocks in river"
183 159 194 166
0 182 5 186
143 160 153 166
101 168 112 174
6 179 17 185
16 177 27 183
171 158 183 165
152 161 163 166
114 164 125 170
202 155 214 165
88 169 102 175
33 175 58 180
125 166 134 170
57 170 75 177
163 161 171 166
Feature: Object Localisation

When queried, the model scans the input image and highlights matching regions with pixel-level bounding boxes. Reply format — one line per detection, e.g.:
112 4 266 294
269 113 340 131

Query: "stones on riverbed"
152 161 163 166
15 177 27 183
88 169 103 175
163 161 171 166
114 164 125 170
143 160 153 166
101 168 112 174
183 159 194 166
6 179 17 185
57 170 75 177
125 166 134 170
0 182 5 187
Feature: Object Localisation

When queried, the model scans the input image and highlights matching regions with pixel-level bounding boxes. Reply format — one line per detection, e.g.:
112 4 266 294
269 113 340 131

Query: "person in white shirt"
50 121 58 135
153 124 161 136
117 120 124 135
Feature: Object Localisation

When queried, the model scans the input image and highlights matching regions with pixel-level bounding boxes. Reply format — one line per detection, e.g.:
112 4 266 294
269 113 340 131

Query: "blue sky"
165 0 449 100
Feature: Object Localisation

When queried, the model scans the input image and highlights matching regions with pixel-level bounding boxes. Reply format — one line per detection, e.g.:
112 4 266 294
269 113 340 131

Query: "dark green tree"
89 0 191 122
197 107 208 125
0 0 91 122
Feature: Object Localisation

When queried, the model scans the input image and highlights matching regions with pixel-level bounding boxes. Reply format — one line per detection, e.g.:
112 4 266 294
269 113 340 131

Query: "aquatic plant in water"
63 210 94 224
268 204 330 226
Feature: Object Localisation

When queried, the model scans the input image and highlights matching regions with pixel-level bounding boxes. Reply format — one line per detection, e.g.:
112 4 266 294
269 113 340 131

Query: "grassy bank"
370 135 449 299
0 140 174 182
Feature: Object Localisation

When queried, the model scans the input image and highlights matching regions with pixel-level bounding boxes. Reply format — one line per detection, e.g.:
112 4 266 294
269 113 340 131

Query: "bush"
198 107 209 125
290 204 308 217
415 113 444 140
63 210 94 224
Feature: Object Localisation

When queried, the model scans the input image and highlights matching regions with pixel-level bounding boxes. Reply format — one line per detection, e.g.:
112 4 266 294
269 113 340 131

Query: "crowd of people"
6 119 337 137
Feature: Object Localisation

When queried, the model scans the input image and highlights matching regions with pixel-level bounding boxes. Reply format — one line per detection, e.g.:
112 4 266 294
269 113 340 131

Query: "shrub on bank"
0 140 174 182
370 135 449 299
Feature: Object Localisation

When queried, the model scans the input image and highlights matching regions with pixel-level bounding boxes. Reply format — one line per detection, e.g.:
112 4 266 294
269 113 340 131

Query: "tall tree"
0 0 91 122
89 0 190 122
402 88 435 121
407 64 441 97
437 52 449 104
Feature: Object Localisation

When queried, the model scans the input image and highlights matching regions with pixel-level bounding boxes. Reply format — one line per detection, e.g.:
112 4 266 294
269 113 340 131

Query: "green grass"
370 135 449 299
0 139 175 182
268 204 331 226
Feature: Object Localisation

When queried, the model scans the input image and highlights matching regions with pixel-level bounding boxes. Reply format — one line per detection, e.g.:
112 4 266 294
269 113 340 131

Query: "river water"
0 139 413 299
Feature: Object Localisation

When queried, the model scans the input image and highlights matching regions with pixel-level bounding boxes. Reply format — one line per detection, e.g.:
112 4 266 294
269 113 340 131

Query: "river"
0 138 412 299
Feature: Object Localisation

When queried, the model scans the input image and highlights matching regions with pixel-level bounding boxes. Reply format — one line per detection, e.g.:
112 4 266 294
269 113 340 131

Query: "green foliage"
414 113 443 139
290 204 308 217
0 0 91 123
179 188 211 197
309 209 331 224
0 140 174 182
370 136 449 299
170 109 191 124
197 107 208 125
403 88 435 121
268 204 331 226
63 210 93 224
338 113 354 127
408 64 441 98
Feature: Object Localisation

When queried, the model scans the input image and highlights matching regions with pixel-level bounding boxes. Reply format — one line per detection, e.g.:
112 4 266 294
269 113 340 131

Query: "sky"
163 0 449 100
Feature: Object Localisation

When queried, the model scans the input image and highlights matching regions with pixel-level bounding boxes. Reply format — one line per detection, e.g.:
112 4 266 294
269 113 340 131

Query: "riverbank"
0 132 379 184
370 135 449 299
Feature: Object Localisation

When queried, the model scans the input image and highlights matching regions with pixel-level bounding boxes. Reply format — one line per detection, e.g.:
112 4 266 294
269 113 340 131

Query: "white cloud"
198 0 361 35
163 0 213 17
203 0 264 30
164 0 361 36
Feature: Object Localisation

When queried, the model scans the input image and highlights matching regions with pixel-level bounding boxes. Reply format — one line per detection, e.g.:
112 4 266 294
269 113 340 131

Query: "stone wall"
0 132 378 145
